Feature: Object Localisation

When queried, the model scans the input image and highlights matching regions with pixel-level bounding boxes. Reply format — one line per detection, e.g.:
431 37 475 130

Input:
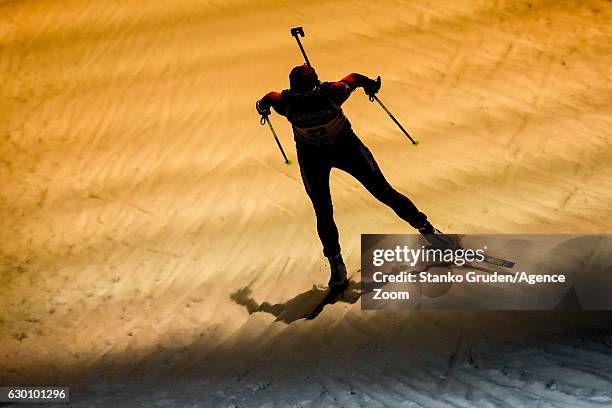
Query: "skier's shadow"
230 280 361 323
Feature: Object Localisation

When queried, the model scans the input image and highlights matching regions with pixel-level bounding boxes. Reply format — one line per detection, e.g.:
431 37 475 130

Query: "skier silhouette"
257 65 450 289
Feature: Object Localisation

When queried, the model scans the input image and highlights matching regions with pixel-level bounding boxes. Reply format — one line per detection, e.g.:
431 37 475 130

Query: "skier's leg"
334 134 458 248
334 135 427 229
297 145 347 288
297 147 340 258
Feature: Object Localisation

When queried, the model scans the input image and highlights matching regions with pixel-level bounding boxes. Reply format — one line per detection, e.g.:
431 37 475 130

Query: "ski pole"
369 94 419 145
290 27 311 67
261 115 291 164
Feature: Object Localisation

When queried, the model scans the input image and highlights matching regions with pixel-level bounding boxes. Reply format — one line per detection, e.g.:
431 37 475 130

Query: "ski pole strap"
260 115 267 125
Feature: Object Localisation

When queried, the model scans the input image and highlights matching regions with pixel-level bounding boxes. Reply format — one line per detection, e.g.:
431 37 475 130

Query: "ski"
304 284 346 320
481 254 514 269
304 278 361 320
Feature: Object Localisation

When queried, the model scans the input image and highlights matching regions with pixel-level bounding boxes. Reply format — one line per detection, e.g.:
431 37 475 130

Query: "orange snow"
1 0 611 390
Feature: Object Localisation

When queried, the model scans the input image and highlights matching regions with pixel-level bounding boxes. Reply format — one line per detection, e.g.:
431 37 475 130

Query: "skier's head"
289 64 319 94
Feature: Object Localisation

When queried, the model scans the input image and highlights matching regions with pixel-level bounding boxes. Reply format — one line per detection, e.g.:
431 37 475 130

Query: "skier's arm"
329 73 381 105
344 74 381 95
256 92 288 116
340 73 376 91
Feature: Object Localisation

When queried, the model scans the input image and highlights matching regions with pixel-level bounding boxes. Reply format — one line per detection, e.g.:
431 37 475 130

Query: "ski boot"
327 254 348 290
418 221 460 250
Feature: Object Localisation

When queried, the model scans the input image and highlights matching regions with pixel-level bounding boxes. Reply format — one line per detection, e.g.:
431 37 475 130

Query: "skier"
256 64 450 289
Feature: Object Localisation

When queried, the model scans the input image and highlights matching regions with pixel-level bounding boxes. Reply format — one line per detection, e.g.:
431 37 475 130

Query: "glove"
256 100 271 116
364 76 381 97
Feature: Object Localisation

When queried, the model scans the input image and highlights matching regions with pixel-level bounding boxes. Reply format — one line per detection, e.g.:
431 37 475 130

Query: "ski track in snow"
34 331 612 407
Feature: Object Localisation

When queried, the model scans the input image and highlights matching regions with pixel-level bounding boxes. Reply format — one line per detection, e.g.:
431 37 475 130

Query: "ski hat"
289 64 319 94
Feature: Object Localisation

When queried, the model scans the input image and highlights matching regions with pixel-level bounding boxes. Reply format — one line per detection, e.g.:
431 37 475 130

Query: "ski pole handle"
370 94 419 145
